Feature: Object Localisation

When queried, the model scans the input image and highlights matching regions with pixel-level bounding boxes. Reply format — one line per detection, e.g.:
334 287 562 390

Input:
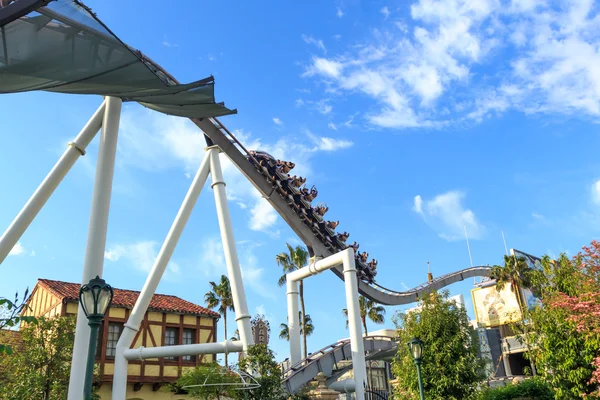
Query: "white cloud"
8 242 25 257
301 35 326 53
303 0 600 128
105 241 180 275
531 212 545 220
304 57 344 79
381 6 390 19
413 191 484 241
308 133 353 151
592 180 600 205
273 117 283 125
295 99 305 107
328 122 338 130
249 194 279 234
336 7 344 18
162 36 179 48
316 99 333 114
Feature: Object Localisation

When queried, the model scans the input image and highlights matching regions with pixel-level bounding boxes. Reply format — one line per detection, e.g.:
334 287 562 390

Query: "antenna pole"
501 230 509 256
464 225 474 268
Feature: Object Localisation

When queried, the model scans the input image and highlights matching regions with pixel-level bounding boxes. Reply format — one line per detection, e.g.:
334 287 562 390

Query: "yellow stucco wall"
96 383 190 400
148 312 162 322
183 315 196 325
66 302 78 314
165 314 179 324
109 307 126 318
199 317 213 328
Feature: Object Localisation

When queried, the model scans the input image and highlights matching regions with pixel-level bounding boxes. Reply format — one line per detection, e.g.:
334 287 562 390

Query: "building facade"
22 278 220 399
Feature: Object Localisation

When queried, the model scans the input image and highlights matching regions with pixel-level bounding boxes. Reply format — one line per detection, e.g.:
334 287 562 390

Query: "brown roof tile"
37 279 220 318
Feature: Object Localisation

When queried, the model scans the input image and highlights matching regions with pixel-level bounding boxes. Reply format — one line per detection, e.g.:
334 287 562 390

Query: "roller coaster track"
281 335 397 395
190 117 493 305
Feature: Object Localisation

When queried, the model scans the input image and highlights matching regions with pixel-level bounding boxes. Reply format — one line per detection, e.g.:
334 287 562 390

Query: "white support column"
342 248 366 400
0 100 106 264
68 97 122 400
286 279 301 366
112 153 212 400
208 147 254 351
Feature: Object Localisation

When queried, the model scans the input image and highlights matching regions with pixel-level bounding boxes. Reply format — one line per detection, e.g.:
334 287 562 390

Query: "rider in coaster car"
337 232 350 243
325 221 339 230
302 186 318 202
314 204 329 216
356 252 369 263
276 160 295 174
367 259 378 271
288 175 306 188
347 242 359 253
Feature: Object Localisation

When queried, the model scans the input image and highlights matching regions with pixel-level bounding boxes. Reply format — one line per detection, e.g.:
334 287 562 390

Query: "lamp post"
408 337 425 400
79 276 113 400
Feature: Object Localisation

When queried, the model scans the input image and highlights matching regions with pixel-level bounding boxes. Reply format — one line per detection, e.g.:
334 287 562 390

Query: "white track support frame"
68 96 122 400
111 146 254 400
0 100 106 264
286 248 366 399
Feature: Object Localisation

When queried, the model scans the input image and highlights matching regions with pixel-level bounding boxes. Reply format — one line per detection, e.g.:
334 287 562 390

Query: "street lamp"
79 276 113 400
407 337 425 400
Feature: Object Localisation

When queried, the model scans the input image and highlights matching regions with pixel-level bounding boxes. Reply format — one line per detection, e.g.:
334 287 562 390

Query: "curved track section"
282 336 396 395
190 118 493 305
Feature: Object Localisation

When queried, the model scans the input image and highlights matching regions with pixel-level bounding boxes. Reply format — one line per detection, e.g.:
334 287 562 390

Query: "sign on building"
471 282 522 327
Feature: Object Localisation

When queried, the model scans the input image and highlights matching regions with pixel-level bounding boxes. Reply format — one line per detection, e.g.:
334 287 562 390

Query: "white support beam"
285 248 366 399
111 153 212 399
124 340 244 360
286 279 301 365
68 97 122 400
208 146 254 352
0 100 106 264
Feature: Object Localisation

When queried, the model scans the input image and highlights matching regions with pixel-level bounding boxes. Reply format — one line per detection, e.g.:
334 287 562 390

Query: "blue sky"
1 0 600 362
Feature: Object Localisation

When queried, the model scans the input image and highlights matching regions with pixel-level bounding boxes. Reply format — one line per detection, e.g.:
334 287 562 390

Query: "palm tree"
205 275 234 366
279 312 315 342
490 254 536 375
276 244 311 359
343 295 386 335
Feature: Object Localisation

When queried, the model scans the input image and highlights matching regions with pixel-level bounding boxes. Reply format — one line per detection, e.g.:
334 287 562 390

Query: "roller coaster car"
277 160 295 174
367 259 378 272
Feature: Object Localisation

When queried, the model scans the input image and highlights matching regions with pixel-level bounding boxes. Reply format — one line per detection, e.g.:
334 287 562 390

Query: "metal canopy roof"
0 0 235 119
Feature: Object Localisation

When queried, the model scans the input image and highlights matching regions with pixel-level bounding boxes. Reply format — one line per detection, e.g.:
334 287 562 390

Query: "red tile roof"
37 279 220 318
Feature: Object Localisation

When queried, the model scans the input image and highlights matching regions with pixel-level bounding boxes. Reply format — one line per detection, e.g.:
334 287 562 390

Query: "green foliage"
478 378 554 400
527 251 600 399
0 288 36 354
205 275 234 366
342 295 386 334
276 244 312 359
174 344 287 400
237 344 287 400
0 316 75 400
172 363 237 400
391 290 484 400
279 312 314 340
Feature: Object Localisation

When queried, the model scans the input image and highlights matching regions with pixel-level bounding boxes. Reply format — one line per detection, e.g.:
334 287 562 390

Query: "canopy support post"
0 100 106 264
112 153 212 400
68 96 121 400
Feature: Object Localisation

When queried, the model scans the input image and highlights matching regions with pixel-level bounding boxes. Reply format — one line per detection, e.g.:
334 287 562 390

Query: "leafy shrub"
479 378 554 400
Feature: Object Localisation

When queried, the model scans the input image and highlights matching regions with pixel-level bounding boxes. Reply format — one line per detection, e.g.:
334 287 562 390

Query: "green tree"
490 254 537 375
205 275 234 367
527 244 600 399
236 344 287 400
279 312 314 341
342 295 386 335
0 288 36 354
276 244 311 359
391 291 484 400
172 363 237 400
0 316 75 400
